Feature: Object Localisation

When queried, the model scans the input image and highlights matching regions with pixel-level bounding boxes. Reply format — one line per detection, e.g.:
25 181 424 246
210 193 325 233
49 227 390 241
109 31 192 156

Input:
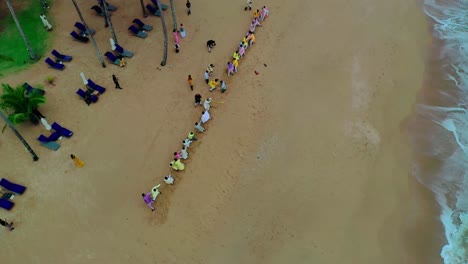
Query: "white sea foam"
412 0 468 262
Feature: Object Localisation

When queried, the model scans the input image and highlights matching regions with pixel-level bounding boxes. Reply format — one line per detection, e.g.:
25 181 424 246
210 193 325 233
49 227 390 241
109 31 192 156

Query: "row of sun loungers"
0 178 27 211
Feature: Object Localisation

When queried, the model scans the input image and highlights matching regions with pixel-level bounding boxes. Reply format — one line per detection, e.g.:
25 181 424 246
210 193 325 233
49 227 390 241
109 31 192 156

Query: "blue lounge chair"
104 52 121 66
39 141 61 151
70 31 89 43
128 25 147 38
98 0 117 11
51 50 72 62
133 18 153 31
23 83 45 96
87 79 106 94
76 89 99 103
45 58 65 70
0 178 26 195
146 4 161 17
74 22 95 36
115 44 134 58
91 5 105 16
0 198 14 211
150 0 168 10
51 122 73 138
37 134 50 142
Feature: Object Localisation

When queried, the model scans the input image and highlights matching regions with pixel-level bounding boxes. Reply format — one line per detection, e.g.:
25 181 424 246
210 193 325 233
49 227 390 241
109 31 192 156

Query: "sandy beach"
0 0 442 263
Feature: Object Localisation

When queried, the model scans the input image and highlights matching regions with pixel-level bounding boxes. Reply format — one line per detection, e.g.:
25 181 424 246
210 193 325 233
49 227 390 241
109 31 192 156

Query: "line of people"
142 4 270 212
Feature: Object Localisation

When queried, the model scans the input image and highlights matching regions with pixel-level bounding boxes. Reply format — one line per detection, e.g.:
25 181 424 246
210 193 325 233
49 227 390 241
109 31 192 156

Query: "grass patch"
0 0 52 77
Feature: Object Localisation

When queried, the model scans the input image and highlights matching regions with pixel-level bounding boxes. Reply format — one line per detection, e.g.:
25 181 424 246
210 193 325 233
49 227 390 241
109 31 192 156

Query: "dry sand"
0 0 441 263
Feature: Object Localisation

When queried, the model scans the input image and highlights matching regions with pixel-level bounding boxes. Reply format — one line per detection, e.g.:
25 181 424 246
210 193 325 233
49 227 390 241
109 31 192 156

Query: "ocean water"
410 0 468 263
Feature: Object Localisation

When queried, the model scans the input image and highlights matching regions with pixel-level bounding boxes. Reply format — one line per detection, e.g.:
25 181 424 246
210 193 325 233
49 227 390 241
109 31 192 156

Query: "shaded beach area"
0 0 444 263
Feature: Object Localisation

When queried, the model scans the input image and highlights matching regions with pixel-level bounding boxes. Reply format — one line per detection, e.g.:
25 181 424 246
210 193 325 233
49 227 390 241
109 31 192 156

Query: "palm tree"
155 0 168 66
0 111 39 161
0 83 46 126
70 0 106 68
169 0 177 32
101 0 118 44
5 0 37 60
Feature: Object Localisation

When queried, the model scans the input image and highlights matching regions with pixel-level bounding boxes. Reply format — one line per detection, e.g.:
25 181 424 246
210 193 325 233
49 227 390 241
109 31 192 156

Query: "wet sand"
0 0 440 263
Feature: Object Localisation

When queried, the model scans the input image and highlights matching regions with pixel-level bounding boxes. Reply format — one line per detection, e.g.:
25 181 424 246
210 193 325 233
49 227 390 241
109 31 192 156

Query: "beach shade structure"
87 79 106 94
70 31 89 43
114 44 134 58
80 72 88 85
146 4 161 17
38 140 61 151
45 57 65 70
0 198 14 211
91 5 105 16
128 25 147 38
98 0 117 11
74 22 95 36
76 89 99 103
51 49 72 62
110 38 116 50
133 18 153 31
51 122 73 138
0 178 27 195
23 83 45 96
104 52 121 65
150 0 168 10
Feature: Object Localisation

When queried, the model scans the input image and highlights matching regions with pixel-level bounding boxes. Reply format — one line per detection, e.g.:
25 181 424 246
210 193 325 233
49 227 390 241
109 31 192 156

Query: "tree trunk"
102 1 118 44
169 0 177 32
139 0 147 17
70 0 106 68
5 0 37 60
156 0 168 66
0 111 39 162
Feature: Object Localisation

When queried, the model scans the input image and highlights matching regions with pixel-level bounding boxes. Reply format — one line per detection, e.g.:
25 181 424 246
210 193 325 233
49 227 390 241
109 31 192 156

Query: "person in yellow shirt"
209 79 219 92
253 9 260 19
233 51 240 61
70 154 85 168
247 32 255 46
173 159 185 171
232 59 239 73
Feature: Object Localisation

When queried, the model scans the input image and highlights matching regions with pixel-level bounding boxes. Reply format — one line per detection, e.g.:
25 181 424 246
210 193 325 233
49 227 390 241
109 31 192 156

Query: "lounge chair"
0 198 14 211
91 5 105 16
114 44 134 58
23 82 45 96
39 140 61 151
87 79 106 94
51 122 73 138
37 134 50 142
70 31 89 43
150 0 168 10
98 0 117 11
45 58 65 70
74 22 95 36
104 52 121 66
76 89 98 103
146 4 161 17
133 18 153 31
128 25 147 38
38 131 61 142
0 178 26 195
51 49 72 62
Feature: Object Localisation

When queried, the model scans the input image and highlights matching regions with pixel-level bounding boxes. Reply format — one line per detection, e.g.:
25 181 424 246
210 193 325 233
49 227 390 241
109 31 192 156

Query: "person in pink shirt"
238 44 245 58
227 62 234 77
141 192 155 211
174 151 182 159
173 29 179 44
260 6 269 21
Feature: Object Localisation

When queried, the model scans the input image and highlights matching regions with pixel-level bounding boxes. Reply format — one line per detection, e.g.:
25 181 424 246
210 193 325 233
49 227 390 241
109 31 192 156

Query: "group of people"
141 2 270 212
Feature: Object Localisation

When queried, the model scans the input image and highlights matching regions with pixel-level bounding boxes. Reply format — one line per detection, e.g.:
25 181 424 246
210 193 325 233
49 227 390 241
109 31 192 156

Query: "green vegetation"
0 83 46 125
0 0 52 76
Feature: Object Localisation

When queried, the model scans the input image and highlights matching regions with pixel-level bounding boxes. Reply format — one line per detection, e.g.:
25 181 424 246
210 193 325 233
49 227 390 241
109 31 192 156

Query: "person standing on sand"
40 13 53 31
112 74 122 89
195 93 202 106
260 6 269 20
238 44 245 58
180 146 189 159
172 158 185 171
195 122 205 133
247 32 255 46
209 79 219 92
164 174 174 185
183 139 192 148
188 131 198 141
174 43 180 53
151 184 161 201
188 75 193 91
245 0 252 11
204 70 210 84
207 40 216 53
174 151 182 159
186 0 191 15
173 29 180 44
204 97 212 111
142 193 155 211
232 59 239 73
220 80 227 93
0 219 14 231
233 51 240 61
70 154 85 168
207 64 215 76
201 110 211 124
227 62 235 77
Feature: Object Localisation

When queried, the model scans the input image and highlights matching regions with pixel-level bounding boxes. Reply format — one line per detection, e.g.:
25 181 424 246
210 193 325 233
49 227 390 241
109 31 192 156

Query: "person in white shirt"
151 184 161 201
183 139 192 148
201 110 211 124
164 174 174 185
204 98 212 111
180 146 189 159
195 122 205 132
40 13 53 31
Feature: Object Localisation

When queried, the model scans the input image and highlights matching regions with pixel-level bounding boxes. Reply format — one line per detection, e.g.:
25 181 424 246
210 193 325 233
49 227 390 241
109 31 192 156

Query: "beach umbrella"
110 38 116 50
